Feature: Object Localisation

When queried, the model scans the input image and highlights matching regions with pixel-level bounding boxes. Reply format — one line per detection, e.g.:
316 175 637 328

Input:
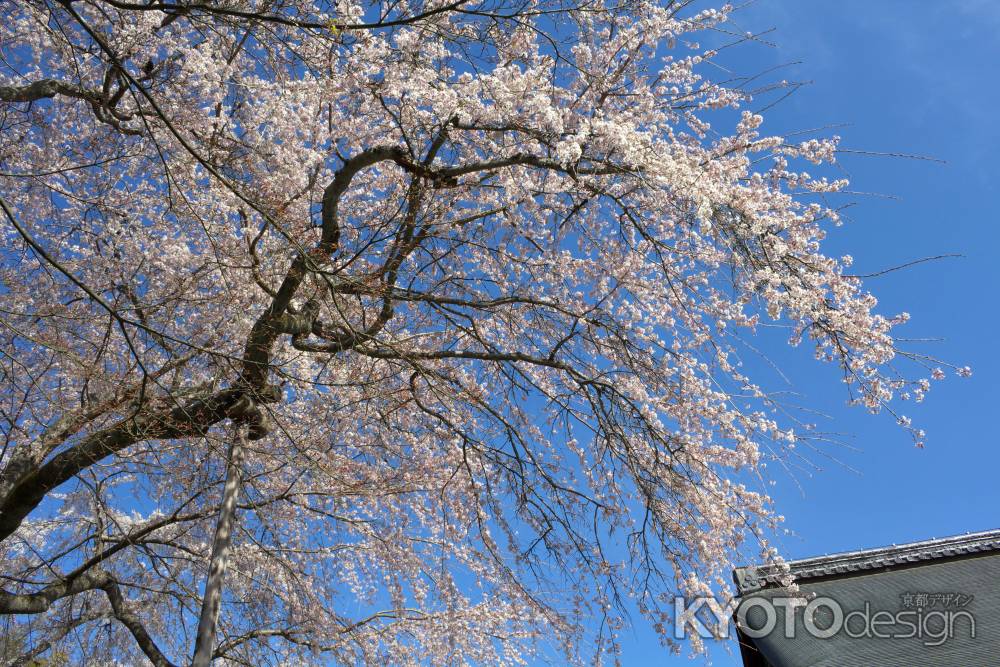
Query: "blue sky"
617 1 1000 663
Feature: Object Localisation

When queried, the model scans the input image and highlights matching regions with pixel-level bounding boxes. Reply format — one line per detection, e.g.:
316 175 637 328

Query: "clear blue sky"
617 1 1000 663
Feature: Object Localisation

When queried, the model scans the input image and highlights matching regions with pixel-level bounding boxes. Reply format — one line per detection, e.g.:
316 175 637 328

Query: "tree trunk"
191 426 247 667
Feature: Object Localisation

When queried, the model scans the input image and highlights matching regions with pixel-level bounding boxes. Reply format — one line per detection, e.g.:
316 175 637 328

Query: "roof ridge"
733 528 1000 594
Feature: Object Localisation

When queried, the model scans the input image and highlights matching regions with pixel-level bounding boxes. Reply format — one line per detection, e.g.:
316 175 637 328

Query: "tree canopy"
0 0 960 663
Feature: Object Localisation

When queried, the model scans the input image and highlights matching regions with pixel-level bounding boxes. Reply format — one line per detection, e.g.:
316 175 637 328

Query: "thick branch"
0 352 197 502
239 146 409 390
0 389 240 543
0 79 101 104
94 0 473 31
355 347 572 371
435 153 635 179
0 79 141 134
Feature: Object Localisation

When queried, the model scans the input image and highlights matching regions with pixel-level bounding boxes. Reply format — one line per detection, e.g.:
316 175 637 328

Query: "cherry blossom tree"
0 0 962 663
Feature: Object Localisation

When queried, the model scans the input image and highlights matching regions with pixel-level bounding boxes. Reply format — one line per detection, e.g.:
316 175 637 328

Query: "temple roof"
731 528 1000 667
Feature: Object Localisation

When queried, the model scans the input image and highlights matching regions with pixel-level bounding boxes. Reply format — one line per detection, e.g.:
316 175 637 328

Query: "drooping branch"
8 613 102 667
0 570 177 667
